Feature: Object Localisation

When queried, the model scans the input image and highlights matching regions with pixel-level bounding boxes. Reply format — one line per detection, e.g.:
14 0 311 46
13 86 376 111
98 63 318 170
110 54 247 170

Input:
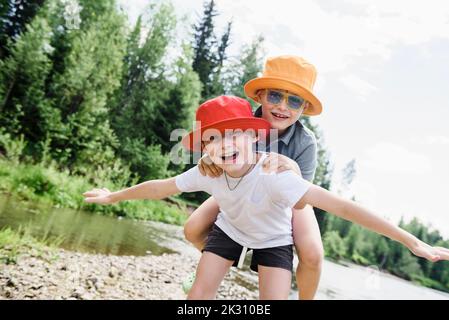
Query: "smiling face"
202 130 258 177
257 89 308 135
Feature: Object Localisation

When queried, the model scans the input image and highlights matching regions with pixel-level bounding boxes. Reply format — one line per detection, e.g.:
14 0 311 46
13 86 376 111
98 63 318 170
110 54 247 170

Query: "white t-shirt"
175 153 311 249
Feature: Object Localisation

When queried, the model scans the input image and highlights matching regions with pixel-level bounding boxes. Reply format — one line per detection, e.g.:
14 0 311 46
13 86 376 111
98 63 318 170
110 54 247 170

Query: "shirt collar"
254 106 298 145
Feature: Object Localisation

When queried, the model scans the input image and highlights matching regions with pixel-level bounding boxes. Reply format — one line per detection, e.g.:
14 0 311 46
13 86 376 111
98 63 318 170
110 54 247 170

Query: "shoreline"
2 229 449 300
0 246 257 300
1 172 448 298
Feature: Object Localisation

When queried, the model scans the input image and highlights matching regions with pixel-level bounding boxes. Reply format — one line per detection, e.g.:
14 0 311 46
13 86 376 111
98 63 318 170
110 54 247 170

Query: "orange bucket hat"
244 55 323 116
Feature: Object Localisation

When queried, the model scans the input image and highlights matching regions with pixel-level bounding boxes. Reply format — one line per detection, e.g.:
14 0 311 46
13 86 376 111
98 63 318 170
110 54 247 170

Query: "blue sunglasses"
265 89 307 111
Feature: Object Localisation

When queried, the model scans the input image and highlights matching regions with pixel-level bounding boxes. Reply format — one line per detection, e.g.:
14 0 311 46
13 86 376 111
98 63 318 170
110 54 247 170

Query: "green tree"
110 3 201 181
192 0 217 98
323 230 347 260
155 45 201 152
0 15 57 151
373 235 390 267
208 21 232 96
401 218 444 277
120 139 171 181
78 0 115 29
345 224 361 257
192 0 232 99
225 35 265 104
429 240 449 289
0 0 45 58
303 118 333 231
49 4 127 173
34 0 120 108
111 3 176 143
109 3 175 182
393 249 423 280
325 214 352 240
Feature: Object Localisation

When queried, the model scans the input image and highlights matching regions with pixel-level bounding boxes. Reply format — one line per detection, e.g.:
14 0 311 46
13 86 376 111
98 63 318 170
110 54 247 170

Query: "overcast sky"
118 0 449 237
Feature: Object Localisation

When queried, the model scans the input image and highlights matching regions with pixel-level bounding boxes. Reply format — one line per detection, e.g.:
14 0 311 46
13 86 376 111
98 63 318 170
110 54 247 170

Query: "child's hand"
198 154 223 178
83 188 116 205
409 239 449 262
262 153 302 176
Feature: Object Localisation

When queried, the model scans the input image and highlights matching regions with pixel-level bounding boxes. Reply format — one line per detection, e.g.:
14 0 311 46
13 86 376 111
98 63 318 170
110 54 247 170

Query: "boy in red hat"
83 95 449 300
184 55 325 299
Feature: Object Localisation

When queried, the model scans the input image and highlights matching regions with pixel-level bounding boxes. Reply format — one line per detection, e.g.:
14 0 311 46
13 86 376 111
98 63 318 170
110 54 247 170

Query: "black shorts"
203 224 293 272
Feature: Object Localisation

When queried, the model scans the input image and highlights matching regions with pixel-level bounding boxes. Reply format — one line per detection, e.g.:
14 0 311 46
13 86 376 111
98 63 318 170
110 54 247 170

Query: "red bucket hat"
182 96 271 151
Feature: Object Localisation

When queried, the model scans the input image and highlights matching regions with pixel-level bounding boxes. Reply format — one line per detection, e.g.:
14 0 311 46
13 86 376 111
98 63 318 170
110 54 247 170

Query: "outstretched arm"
296 185 449 262
83 177 180 205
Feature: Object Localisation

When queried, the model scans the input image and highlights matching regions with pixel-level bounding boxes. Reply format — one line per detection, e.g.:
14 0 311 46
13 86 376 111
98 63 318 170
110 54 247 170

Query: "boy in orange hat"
83 95 449 300
184 55 325 299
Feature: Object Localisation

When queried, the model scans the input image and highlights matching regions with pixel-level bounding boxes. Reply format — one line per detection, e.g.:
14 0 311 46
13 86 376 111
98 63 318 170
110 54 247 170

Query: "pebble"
0 247 258 300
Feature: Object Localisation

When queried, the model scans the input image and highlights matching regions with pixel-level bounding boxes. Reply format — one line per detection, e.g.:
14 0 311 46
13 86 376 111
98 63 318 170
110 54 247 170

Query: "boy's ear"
305 102 311 110
255 89 264 102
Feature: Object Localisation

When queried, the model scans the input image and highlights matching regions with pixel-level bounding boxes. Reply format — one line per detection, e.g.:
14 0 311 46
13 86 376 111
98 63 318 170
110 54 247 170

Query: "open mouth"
271 112 289 120
221 151 239 162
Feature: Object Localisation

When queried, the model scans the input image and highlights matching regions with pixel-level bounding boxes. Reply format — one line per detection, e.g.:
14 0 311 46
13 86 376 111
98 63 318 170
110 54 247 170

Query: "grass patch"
411 274 449 293
0 226 63 265
0 159 188 226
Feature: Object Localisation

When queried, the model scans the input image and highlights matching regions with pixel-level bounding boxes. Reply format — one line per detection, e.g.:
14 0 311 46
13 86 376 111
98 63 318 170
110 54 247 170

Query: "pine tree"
0 0 45 58
345 224 361 258
323 230 347 260
373 235 389 267
110 3 201 181
153 44 202 154
209 21 232 95
49 4 127 172
78 0 115 28
302 117 334 232
401 218 438 277
429 239 449 290
192 0 217 97
225 35 265 104
0 15 57 151
192 0 232 99
0 0 9 57
393 249 423 280
216 22 231 70
111 3 175 143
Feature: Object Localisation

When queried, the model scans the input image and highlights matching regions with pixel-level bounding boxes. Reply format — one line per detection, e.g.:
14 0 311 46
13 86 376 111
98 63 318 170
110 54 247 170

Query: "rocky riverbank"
0 247 258 300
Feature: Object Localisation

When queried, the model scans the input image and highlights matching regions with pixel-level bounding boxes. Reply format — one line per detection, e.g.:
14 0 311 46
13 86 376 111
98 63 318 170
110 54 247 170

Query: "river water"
1 195 448 300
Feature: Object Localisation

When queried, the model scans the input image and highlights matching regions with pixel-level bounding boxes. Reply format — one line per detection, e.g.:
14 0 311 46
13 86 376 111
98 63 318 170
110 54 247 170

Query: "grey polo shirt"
254 106 318 182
